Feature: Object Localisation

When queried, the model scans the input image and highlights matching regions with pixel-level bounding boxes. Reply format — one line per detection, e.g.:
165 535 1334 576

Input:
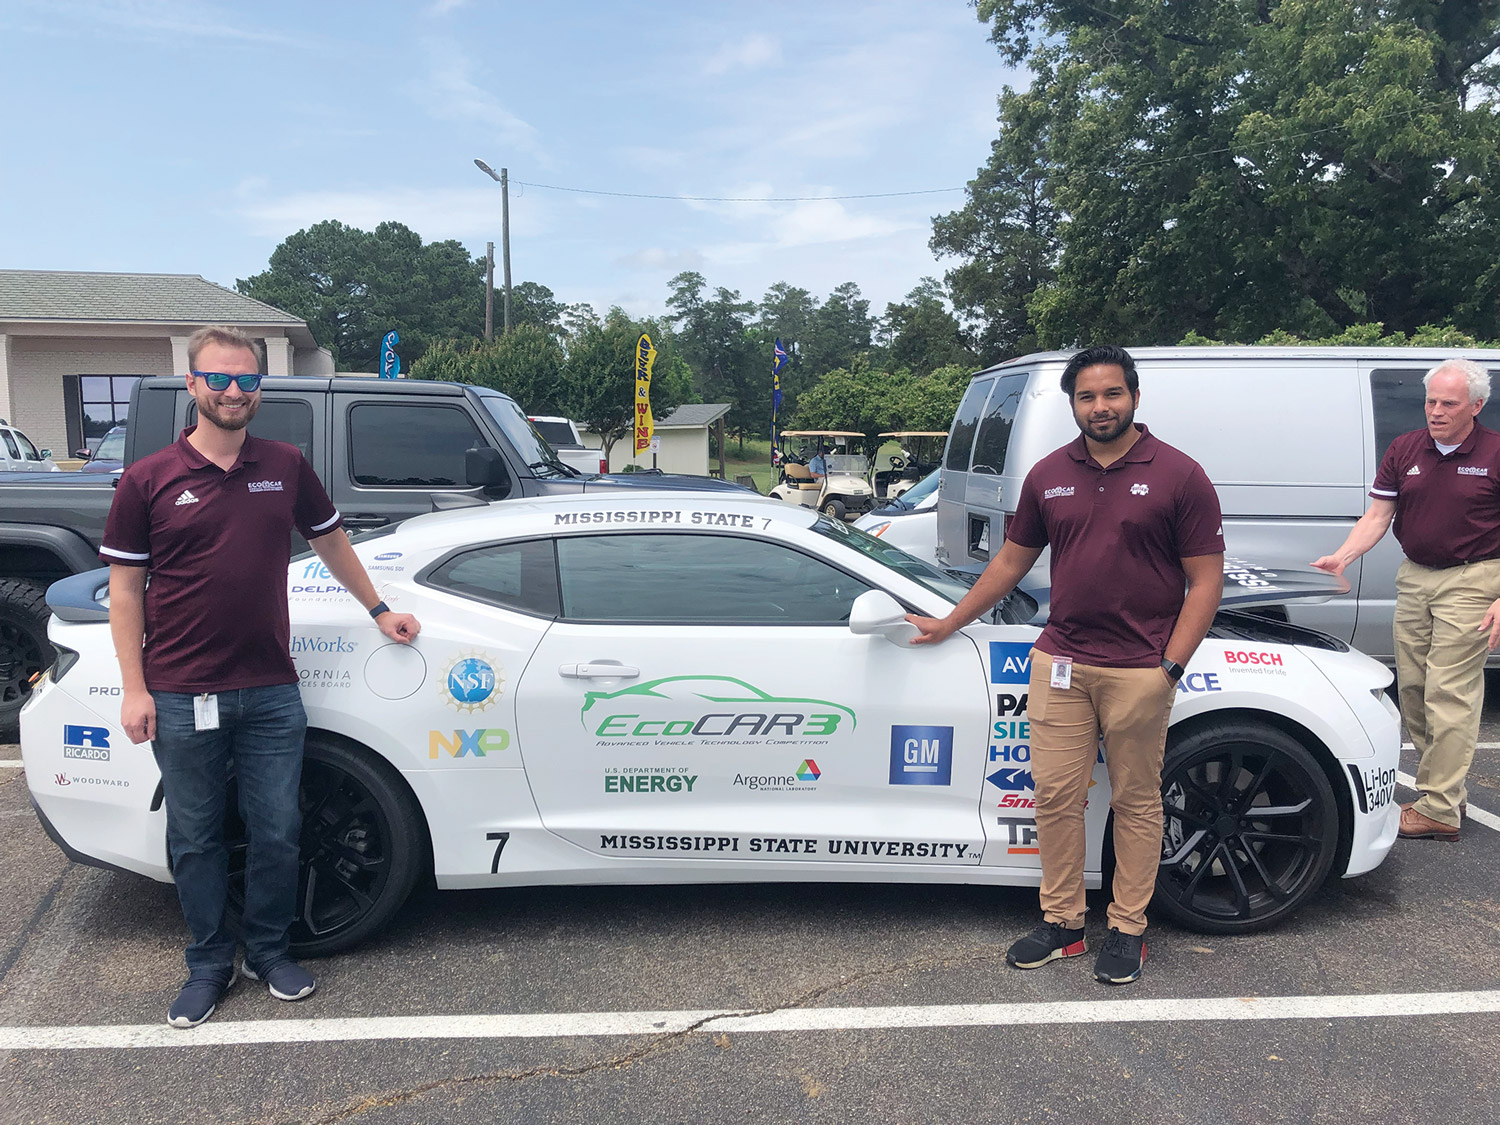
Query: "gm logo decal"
889 725 953 786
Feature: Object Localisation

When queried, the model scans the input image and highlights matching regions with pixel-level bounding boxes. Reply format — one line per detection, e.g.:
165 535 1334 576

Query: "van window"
1369 369 1428 468
969 372 1030 475
945 377 992 472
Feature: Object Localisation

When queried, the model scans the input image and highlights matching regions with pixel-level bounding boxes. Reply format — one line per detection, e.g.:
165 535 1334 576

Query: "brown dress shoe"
1398 805 1461 842
1399 799 1467 818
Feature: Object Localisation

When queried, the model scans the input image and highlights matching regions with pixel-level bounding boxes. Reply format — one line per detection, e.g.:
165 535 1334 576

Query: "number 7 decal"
487 831 510 873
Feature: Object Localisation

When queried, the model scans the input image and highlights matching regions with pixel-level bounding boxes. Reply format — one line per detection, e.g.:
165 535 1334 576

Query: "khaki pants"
1027 650 1176 936
1393 557 1500 828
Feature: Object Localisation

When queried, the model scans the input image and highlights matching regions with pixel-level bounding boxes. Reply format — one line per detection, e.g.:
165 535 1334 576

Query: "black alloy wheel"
1153 721 1340 934
225 736 425 957
0 580 51 741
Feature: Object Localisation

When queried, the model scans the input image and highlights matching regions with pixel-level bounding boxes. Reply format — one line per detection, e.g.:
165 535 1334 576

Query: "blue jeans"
151 684 307 977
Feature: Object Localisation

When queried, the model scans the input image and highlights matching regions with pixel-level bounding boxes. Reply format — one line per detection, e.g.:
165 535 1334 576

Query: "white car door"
514 528 992 869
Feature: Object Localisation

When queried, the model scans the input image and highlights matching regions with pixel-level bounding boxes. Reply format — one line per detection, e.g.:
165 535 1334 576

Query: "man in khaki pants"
1314 358 1500 842
910 346 1223 985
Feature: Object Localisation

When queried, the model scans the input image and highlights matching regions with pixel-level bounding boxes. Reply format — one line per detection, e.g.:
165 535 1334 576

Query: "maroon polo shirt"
99 428 343 693
1370 422 1500 569
1007 424 1224 668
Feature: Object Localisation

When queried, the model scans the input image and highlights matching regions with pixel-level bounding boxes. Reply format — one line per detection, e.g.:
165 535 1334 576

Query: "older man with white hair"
1314 358 1500 842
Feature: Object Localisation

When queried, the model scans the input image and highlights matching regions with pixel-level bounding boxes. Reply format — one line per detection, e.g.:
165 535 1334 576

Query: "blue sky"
0 1 1021 321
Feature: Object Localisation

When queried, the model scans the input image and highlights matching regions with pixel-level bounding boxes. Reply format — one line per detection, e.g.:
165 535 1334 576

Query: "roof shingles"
0 270 304 325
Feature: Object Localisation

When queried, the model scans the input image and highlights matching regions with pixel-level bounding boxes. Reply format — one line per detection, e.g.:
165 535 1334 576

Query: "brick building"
0 270 331 456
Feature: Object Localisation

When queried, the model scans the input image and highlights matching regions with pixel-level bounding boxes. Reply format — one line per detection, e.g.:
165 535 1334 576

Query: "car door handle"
559 663 640 679
343 514 390 529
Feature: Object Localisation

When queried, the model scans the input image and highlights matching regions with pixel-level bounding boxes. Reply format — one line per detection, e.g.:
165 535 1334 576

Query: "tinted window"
14 430 41 460
1 430 19 459
1369 369 1427 469
95 428 127 461
945 378 992 472
969 372 1029 475
349 404 483 487
188 400 314 460
556 533 873 624
80 375 137 442
477 392 567 477
530 419 578 446
426 539 560 616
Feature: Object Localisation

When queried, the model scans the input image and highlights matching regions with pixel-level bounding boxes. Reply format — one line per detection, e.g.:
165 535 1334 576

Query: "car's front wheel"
1153 720 1340 934
224 735 427 957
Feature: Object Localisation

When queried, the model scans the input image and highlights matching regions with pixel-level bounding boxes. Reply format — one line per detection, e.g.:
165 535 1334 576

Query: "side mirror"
848 590 920 646
75 448 91 459
39 449 52 460
465 446 511 495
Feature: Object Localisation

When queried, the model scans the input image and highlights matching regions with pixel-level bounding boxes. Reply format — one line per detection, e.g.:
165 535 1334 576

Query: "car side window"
945 378 991 472
1 430 19 460
187 399 315 460
349 404 484 487
425 539 560 616
1369 369 1427 469
555 533 874 624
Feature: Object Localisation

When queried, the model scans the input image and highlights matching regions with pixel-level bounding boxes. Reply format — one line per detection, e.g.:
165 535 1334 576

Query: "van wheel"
0 580 51 741
1153 721 1339 934
224 735 426 957
821 499 846 520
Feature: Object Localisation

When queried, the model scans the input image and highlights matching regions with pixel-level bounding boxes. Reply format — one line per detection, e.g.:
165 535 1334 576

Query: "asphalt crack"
267 946 1013 1125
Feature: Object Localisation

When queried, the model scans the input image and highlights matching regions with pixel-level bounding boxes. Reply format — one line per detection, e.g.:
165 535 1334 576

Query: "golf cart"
768 430 876 521
874 431 948 501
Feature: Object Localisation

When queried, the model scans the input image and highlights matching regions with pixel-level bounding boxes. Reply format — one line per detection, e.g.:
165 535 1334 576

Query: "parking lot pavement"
1 739 1498 1125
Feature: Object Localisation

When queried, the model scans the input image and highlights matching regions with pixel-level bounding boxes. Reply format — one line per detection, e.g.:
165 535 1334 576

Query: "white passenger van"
935 347 1500 663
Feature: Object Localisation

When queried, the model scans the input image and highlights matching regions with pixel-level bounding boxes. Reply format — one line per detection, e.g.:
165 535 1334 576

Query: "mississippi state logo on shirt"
1130 483 1149 496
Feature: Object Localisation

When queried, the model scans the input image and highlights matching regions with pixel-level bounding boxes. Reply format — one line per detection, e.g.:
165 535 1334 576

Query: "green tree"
803 282 873 377
880 278 976 376
507 281 565 336
665 272 759 445
237 220 481 369
942 0 1500 347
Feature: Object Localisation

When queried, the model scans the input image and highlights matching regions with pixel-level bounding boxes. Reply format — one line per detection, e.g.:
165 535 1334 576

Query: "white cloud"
701 33 780 76
428 0 470 13
612 247 705 272
9 0 302 46
406 46 546 161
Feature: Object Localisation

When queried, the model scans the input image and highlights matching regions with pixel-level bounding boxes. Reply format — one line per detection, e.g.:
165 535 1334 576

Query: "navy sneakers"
242 959 317 1001
166 966 237 1028
1093 928 1147 985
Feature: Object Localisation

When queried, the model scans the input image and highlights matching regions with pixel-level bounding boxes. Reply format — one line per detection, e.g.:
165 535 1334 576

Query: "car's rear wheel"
1153 721 1339 934
0 579 51 741
225 735 426 957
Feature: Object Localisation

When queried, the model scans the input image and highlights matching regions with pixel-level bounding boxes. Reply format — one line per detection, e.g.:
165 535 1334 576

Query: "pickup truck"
0 375 741 737
528 415 607 476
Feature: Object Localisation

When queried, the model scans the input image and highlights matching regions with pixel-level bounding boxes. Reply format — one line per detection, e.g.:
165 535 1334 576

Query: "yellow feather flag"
634 333 657 458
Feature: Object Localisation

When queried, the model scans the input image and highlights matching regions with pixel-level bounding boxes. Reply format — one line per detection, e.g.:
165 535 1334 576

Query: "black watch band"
368 600 390 620
1161 657 1185 682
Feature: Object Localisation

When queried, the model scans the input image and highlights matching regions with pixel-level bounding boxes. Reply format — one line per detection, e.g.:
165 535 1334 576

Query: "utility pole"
484 241 494 341
500 167 512 334
473 158 514 334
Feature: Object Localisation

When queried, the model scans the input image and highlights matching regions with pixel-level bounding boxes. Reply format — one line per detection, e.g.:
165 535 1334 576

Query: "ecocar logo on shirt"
582 676 855 743
889 725 953 786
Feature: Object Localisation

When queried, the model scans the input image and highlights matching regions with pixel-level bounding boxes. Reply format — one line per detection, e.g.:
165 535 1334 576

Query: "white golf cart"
768 430 876 521
874 430 947 501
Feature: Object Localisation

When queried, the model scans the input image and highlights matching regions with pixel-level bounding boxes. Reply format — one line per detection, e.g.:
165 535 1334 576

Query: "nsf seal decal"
438 651 504 714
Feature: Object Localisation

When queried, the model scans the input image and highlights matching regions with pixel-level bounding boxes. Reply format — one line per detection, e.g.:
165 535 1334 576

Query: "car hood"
581 473 755 493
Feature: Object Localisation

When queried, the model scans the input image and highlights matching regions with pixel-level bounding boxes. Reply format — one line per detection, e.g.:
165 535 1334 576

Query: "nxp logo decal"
989 642 1033 685
889 725 953 786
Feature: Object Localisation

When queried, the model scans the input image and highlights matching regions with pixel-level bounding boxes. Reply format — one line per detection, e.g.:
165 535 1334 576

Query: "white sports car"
22 494 1400 955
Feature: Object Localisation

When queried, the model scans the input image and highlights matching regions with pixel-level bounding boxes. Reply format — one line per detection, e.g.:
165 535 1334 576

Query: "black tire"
224 735 426 957
821 498 846 520
0 579 51 742
1153 720 1340 935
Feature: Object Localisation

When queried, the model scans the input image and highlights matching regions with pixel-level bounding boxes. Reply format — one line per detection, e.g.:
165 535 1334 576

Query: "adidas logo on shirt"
1406 465 1421 476
174 489 199 506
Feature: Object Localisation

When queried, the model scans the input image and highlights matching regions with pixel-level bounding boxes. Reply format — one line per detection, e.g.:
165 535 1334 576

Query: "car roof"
380 491 817 552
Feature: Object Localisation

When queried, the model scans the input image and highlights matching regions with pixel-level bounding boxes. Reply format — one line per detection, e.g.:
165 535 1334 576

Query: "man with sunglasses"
99 325 420 1028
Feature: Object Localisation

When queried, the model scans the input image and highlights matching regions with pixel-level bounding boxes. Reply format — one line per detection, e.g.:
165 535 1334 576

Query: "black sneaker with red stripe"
1093 928 1146 985
1005 922 1087 969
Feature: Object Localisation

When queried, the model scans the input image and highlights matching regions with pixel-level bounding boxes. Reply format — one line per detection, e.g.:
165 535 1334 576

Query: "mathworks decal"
582 676 855 746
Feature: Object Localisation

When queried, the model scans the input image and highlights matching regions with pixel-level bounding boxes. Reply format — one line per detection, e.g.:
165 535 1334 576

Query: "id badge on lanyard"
193 693 220 731
1050 657 1073 691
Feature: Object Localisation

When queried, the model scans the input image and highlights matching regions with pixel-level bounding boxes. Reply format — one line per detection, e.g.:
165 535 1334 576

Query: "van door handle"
559 663 640 679
343 514 390 529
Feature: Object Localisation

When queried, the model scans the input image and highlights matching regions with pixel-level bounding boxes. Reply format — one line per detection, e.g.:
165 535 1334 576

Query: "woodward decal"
595 834 977 861
582 676 855 745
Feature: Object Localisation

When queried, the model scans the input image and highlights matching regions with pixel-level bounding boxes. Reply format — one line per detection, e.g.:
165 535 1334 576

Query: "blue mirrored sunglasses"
191 371 263 392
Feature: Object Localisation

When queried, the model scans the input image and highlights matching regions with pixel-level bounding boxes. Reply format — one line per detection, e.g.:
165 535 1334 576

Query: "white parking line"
0 760 23 768
1 990 1497 1051
1396 771 1500 832
1402 742 1500 750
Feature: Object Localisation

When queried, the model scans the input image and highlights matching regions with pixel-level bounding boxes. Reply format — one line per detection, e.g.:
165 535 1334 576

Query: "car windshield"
530 419 578 446
15 430 42 460
94 428 126 461
901 469 940 506
813 516 971 605
476 392 572 478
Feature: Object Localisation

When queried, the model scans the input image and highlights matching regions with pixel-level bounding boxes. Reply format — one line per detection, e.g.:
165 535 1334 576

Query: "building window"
79 376 139 447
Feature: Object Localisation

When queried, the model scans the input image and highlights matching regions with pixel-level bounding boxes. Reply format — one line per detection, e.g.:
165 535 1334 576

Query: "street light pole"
473 158 512 335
